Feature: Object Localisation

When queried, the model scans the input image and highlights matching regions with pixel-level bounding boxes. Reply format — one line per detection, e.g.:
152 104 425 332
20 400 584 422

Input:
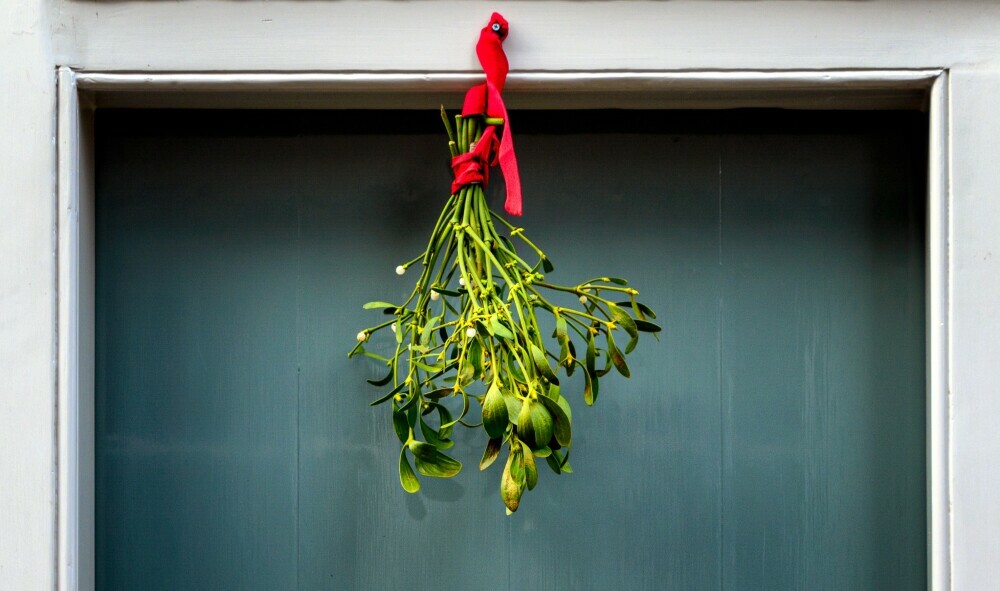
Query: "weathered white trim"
74 69 943 91
55 68 952 591
927 71 952 591
47 1 1000 73
57 66 95 591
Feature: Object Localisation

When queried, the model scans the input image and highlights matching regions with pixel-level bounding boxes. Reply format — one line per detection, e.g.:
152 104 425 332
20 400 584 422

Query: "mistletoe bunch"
350 110 659 513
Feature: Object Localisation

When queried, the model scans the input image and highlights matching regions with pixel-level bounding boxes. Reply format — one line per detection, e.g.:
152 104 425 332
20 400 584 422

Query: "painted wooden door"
95 109 926 590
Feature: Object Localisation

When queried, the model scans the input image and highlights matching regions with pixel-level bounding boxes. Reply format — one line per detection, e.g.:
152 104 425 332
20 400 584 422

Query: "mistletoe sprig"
350 109 660 514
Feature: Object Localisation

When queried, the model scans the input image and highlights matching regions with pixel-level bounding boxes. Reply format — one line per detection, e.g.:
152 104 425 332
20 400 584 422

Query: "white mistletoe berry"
356 331 367 342
458 277 466 286
395 265 406 276
466 326 477 338
430 290 440 301
579 295 588 305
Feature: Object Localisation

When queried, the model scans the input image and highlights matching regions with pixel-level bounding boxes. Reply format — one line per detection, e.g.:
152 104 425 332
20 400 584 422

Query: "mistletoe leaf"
399 448 420 493
586 332 597 377
583 366 596 406
607 332 631 378
635 319 662 333
366 366 393 387
419 413 454 450
392 405 410 444
529 342 559 385
480 437 503 471
520 440 539 491
504 391 522 425
409 441 462 478
420 315 442 346
615 300 656 320
501 446 525 513
482 382 509 439
538 393 572 447
363 301 397 310
609 303 638 340
555 314 568 341
518 399 554 450
490 316 515 340
424 387 453 401
532 446 552 458
431 287 462 297
370 381 407 407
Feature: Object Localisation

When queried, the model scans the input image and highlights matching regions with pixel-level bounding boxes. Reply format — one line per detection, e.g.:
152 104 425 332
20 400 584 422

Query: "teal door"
96 109 926 590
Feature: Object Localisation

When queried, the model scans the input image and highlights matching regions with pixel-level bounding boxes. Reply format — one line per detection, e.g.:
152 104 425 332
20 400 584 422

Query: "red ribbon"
452 13 523 216
451 126 499 195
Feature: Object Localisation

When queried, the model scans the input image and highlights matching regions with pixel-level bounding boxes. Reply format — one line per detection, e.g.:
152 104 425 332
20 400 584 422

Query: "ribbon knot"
451 125 500 196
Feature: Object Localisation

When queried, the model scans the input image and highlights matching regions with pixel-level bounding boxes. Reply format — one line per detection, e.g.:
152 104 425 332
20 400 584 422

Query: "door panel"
96 109 926 590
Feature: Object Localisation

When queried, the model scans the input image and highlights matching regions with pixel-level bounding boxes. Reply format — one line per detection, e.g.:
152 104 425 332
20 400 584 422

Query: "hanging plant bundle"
350 13 660 514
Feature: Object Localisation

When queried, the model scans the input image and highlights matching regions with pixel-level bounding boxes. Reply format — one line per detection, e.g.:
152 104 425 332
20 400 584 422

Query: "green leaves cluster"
351 108 660 514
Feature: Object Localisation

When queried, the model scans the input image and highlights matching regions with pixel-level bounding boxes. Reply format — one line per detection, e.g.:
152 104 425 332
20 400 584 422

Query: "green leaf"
615 300 656 320
532 446 552 458
468 339 483 376
529 342 559 385
480 437 502 470
565 340 577 376
482 382 509 439
503 391 522 425
586 332 597 377
363 301 397 310
625 334 639 355
413 360 444 373
556 393 573 422
366 366 393 387
609 303 638 340
399 448 420 493
431 287 462 297
538 394 572 447
635 319 662 333
518 399 554 449
603 277 629 286
555 314 568 341
420 315 441 346
348 342 365 359
408 441 462 478
607 332 631 378
419 414 454 450
369 381 407 407
583 366 596 406
544 454 562 475
520 440 538 491
501 446 524 513
596 350 613 378
541 257 555 273
424 387 453 401
392 405 409 444
490 316 514 340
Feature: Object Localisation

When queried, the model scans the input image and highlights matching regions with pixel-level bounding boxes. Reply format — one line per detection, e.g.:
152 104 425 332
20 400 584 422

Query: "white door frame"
56 68 951 591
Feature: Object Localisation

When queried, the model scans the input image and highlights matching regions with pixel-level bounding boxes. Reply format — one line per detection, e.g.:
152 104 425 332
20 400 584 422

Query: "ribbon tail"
490 86 522 216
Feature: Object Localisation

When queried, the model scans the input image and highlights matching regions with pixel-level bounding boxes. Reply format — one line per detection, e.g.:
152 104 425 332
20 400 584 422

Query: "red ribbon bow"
452 12 523 216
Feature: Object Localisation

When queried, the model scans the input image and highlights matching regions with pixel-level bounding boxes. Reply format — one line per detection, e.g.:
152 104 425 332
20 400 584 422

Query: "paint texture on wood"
0 1 56 588
95 110 926 590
